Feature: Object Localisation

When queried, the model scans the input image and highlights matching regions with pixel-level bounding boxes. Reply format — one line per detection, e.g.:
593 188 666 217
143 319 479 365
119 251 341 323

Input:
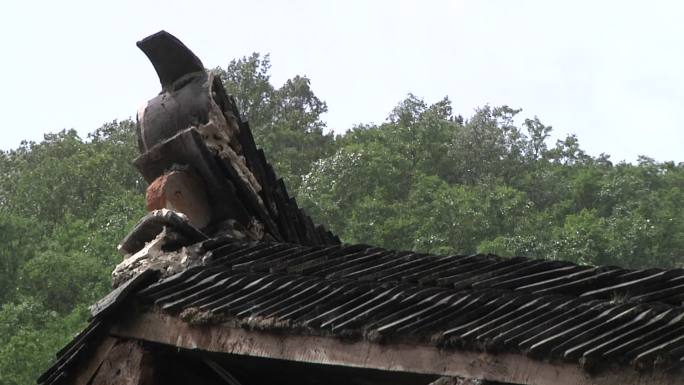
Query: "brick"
145 170 211 229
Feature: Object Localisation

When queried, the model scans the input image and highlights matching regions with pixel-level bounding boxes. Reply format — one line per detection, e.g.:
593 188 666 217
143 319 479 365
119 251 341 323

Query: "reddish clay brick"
145 170 211 229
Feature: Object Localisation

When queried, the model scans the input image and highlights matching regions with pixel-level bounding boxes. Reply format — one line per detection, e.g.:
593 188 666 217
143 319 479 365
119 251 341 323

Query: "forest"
1 53 683 384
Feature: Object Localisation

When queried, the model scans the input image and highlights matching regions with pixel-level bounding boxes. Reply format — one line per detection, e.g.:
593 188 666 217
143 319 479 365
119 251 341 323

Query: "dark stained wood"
38 320 108 385
90 269 159 319
71 336 118 385
90 340 155 385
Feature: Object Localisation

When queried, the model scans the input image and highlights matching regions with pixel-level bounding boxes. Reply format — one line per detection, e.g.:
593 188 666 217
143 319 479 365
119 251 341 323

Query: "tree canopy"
0 53 682 384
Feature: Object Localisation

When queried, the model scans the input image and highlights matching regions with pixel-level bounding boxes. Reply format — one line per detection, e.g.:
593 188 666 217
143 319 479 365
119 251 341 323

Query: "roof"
39 238 684 385
38 31 684 385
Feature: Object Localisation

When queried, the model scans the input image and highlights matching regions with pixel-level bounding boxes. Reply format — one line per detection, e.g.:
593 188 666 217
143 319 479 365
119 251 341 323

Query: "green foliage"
0 212 42 303
300 94 684 269
0 53 682 382
1 121 143 228
19 247 107 313
0 299 88 385
0 120 145 381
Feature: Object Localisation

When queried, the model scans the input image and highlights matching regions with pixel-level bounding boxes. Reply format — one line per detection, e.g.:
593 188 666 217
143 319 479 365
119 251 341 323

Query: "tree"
217 54 334 191
0 120 145 382
0 213 41 303
216 53 275 133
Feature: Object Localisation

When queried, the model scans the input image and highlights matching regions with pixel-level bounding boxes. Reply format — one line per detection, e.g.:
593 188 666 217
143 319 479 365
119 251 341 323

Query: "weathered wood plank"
111 311 682 385
72 336 118 385
90 269 159 319
90 340 154 385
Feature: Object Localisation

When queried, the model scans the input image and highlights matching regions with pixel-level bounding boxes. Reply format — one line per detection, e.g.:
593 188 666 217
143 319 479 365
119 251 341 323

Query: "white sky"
1 0 682 162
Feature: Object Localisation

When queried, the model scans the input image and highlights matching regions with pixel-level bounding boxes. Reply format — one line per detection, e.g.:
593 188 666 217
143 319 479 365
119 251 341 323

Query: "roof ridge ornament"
119 31 339 287
136 30 205 92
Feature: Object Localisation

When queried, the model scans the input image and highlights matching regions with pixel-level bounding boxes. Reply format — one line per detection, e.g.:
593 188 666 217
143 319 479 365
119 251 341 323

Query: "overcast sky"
1 0 682 162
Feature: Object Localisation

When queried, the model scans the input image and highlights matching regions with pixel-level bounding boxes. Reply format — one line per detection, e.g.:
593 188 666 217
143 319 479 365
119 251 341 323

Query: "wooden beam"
72 336 118 385
90 340 154 385
110 311 682 385
428 377 485 385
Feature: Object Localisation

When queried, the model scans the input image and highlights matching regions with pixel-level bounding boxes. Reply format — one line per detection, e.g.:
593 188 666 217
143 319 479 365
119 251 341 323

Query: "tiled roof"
39 239 684 385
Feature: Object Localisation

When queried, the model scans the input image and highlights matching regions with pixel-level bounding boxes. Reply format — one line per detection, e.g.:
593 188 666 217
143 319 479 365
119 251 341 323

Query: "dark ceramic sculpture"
136 31 239 153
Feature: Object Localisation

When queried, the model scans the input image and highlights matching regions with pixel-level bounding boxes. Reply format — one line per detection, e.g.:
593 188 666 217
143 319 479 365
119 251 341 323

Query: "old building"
38 32 683 385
